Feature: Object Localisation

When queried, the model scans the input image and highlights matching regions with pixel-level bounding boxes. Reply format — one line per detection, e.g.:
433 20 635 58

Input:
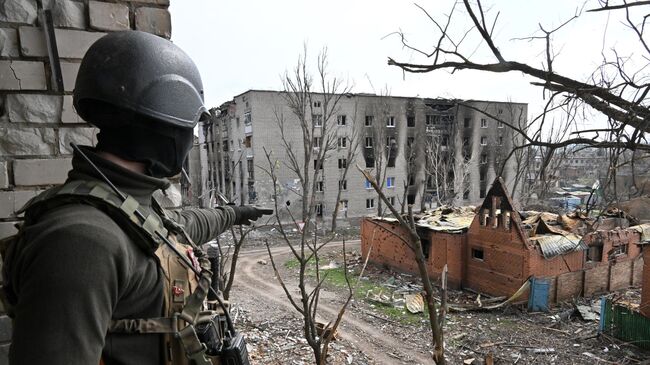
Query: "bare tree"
260 46 356 364
331 102 360 232
357 166 447 364
388 0 650 200
361 88 399 216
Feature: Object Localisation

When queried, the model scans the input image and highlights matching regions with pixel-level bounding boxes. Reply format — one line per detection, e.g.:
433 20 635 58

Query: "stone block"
0 60 46 90
61 95 83 124
0 191 12 217
0 221 18 240
19 26 106 59
13 158 72 186
0 315 11 342
0 127 56 156
59 127 97 153
0 28 18 57
89 1 130 31
13 189 40 212
135 7 171 38
51 0 86 29
60 62 80 92
0 0 38 25
6 94 62 124
0 161 6 189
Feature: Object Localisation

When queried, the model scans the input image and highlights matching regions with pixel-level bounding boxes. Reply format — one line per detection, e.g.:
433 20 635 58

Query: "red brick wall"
360 218 466 289
641 247 650 318
465 209 531 297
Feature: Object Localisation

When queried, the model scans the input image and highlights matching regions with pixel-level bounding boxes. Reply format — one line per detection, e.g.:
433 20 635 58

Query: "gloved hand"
231 206 273 225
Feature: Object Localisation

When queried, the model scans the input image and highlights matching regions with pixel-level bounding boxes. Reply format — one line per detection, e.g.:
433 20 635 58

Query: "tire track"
233 241 432 365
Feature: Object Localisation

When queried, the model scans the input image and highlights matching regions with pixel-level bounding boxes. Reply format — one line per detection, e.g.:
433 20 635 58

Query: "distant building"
199 90 526 223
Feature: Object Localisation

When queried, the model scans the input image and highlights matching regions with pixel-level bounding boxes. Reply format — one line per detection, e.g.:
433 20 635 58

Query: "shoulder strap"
21 180 169 252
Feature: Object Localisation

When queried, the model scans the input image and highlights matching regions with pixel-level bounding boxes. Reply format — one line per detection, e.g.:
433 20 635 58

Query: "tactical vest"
1 180 242 365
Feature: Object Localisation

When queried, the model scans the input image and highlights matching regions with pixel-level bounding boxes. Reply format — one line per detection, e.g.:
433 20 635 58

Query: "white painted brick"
0 192 13 217
59 127 98 153
61 95 83 124
6 94 62 124
0 127 56 156
13 158 72 186
0 0 38 25
0 221 19 240
0 161 7 189
60 62 80 92
0 28 19 57
51 0 87 29
89 1 130 31
135 7 171 38
19 26 106 59
0 60 46 90
13 189 40 212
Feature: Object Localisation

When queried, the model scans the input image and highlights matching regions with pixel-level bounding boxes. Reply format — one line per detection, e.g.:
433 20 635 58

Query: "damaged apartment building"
198 90 526 223
361 178 647 304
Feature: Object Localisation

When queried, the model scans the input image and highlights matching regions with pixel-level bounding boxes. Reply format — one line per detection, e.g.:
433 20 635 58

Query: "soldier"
2 31 269 365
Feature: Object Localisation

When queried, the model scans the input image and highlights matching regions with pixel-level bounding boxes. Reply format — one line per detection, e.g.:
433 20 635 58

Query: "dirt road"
230 240 433 365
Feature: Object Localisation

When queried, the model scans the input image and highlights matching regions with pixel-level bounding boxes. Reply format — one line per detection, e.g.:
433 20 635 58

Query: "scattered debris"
257 259 267 265
576 304 599 321
405 293 424 314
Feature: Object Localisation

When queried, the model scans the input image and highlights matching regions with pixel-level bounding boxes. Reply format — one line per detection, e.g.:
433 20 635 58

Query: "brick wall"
0 0 171 360
360 218 466 289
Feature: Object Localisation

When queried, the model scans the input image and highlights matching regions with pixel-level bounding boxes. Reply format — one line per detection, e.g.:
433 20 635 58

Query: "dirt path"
231 241 433 365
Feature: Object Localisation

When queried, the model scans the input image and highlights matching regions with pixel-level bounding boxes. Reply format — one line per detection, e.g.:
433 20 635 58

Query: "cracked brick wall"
0 0 171 361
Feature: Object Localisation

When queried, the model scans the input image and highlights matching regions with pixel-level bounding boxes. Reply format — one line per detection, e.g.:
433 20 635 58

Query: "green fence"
601 298 650 350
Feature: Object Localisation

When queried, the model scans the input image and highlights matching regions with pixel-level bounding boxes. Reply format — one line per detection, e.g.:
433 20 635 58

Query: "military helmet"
73 30 209 129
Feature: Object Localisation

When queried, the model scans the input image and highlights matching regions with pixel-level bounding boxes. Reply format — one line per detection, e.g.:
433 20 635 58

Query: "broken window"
244 112 252 125
244 135 252 148
364 179 372 189
464 117 471 128
339 179 347 191
407 194 416 204
338 137 347 148
421 238 431 259
480 118 488 128
386 116 395 127
313 137 321 148
463 190 470 200
312 114 323 126
365 115 373 126
314 159 322 170
337 115 347 126
426 115 434 125
366 198 374 209
407 116 415 127
365 137 373 148
338 158 347 169
315 203 323 217
480 188 486 198
315 181 324 192
388 196 395 206
504 211 511 231
587 244 603 262
247 159 254 180
480 154 487 164
498 136 503 145
498 121 504 128
609 244 628 260
314 101 321 108
386 136 396 147
480 136 488 145
480 209 489 226
472 248 484 261
407 137 415 147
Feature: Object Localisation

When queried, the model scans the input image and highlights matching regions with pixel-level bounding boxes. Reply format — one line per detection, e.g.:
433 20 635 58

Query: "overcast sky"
170 0 637 130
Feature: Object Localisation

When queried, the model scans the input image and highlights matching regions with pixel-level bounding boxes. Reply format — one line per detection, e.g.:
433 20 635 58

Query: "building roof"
529 234 588 259
367 205 476 234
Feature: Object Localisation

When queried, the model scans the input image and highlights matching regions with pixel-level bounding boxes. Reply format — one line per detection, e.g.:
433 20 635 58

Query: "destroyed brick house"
361 178 647 304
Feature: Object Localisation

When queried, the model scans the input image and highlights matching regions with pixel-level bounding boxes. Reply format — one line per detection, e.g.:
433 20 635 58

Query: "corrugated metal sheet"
368 206 475 233
533 234 587 259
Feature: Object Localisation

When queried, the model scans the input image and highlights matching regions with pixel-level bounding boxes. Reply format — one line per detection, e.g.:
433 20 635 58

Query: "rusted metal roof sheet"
532 234 587 259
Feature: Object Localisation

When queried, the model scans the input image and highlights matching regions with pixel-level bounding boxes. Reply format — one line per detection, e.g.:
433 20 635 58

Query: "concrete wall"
0 0 172 360
642 247 650 318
